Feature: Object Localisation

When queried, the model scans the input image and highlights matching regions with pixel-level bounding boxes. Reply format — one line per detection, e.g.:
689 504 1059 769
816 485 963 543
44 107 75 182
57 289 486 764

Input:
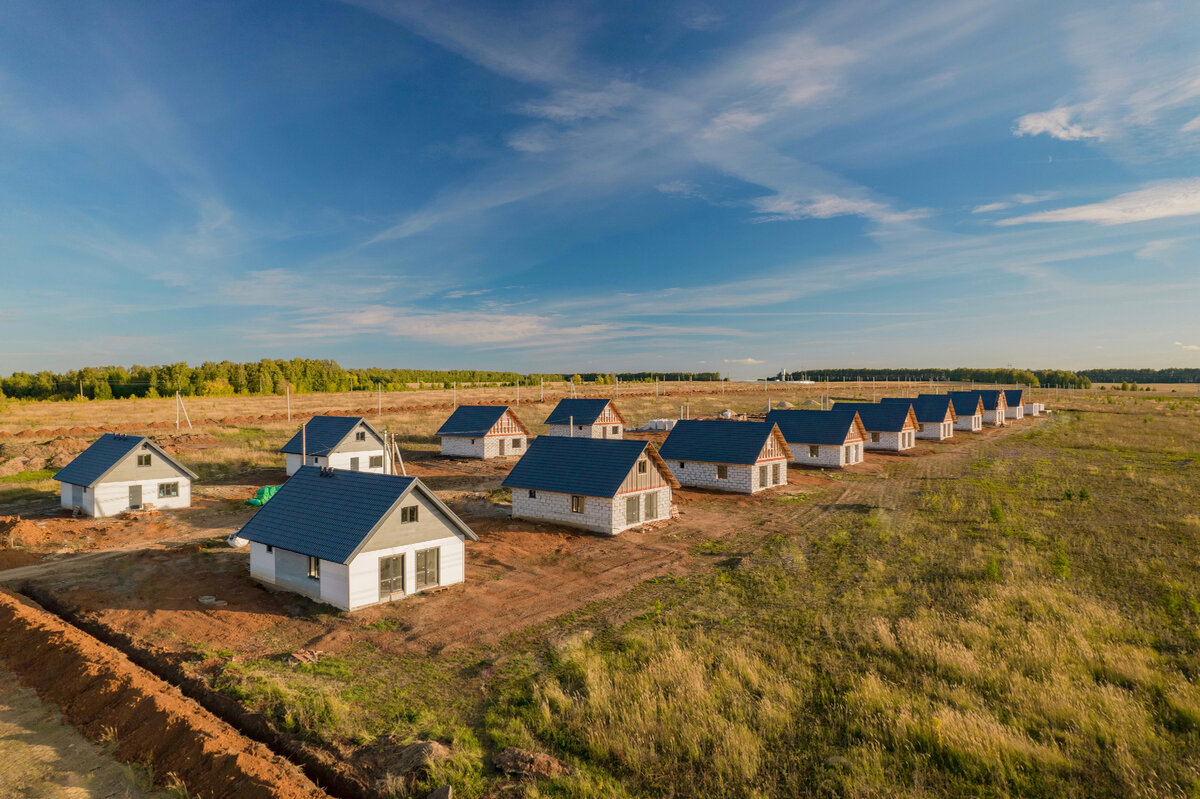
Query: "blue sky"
2 0 1199 378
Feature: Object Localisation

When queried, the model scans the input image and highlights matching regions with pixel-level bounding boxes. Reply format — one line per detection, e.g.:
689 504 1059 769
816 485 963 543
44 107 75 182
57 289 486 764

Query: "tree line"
775 367 1092 388
0 360 727 401
1077 368 1200 384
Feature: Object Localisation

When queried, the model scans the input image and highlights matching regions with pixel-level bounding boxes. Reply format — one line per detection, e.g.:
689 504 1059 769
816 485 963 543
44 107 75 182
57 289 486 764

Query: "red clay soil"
0 589 329 799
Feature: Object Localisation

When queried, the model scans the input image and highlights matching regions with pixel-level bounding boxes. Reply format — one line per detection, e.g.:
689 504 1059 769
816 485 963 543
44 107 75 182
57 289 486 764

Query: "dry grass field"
2 384 1198 797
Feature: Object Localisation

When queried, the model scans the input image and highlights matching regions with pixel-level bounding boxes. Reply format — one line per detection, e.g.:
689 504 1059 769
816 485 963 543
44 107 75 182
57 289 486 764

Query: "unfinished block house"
949 390 1007 427
765 409 867 468
946 393 985 431
658 420 791 494
502 437 677 534
1004 389 1026 420
832 402 920 451
238 467 477 611
54 433 196 518
1024 398 1044 416
543 398 625 439
882 395 956 440
436 405 530 459
280 416 386 476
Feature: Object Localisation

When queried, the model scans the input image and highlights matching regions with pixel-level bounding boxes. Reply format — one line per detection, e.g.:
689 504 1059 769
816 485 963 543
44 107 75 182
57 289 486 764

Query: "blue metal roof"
832 402 915 432
948 390 1004 412
1004 389 1025 407
53 433 196 487
658 420 783 465
938 392 982 417
437 405 511 437
882 395 954 423
501 436 652 498
280 416 376 456
765 409 860 446
543 398 615 426
237 467 475 564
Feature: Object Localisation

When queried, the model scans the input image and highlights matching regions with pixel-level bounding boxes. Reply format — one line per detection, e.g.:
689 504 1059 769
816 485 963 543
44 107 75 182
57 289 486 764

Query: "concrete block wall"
666 461 755 493
610 486 672 532
545 424 623 439
512 486 670 534
787 442 851 468
1005 406 1024 419
864 431 914 451
441 436 486 458
955 415 983 432
983 410 1006 427
483 435 526 459
916 421 953 440
748 458 788 492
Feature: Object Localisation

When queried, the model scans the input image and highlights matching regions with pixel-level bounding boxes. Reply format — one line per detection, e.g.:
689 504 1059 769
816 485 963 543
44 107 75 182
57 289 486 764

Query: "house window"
528 489 536 498
157 482 179 498
626 495 640 523
400 505 419 523
773 463 782 485
644 492 657 519
512 438 523 449
379 554 405 599
415 547 439 589
637 459 647 474
350 457 360 471
369 455 383 468
137 454 151 467
577 425 585 431
716 464 728 480
809 445 820 458
611 425 619 435
871 432 881 443
310 456 319 464
918 423 925 433
355 431 366 441
265 544 273 553
759 464 768 485
307 556 320 580
845 445 853 460
571 495 584 513
679 462 686 469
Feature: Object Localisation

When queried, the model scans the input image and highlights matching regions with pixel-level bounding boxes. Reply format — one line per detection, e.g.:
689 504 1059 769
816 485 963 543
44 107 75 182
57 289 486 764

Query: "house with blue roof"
543 398 626 439
658 420 791 494
436 405 531 459
279 415 386 476
832 402 920 451
765 409 867 468
948 390 1007 427
940 392 985 432
882 395 957 440
1004 389 1026 421
237 467 478 610
54 433 197 517
502 436 677 534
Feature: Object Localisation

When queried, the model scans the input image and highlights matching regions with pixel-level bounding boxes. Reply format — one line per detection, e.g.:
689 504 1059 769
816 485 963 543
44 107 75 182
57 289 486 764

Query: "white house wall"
916 421 954 440
1005 406 1024 420
983 410 1006 427
546 424 624 439
345 533 465 610
608 486 672 533
86 477 191 518
955 415 983 432
441 436 486 458
440 435 527 459
512 486 670 534
327 449 386 473
864 431 914 452
786 442 859 468
286 453 327 476
249 542 275 583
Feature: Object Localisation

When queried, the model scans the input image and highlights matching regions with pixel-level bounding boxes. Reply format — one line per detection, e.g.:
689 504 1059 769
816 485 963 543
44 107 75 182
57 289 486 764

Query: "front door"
379 555 405 601
350 457 360 471
626 494 640 524
759 464 768 486
415 547 439 590
128 484 142 508
499 438 506 456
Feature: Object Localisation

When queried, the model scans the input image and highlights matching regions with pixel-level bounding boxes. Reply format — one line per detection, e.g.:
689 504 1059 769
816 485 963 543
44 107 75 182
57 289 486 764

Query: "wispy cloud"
1013 106 1102 141
972 202 1011 214
1175 341 1200 351
724 357 764 365
998 179 1200 226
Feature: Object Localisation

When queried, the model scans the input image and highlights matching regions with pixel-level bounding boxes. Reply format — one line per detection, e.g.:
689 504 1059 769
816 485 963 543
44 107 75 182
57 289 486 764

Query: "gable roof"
543 398 624 426
1004 389 1025 407
658 420 791 465
436 405 530 437
765 409 864 446
237 467 477 564
948 390 1005 412
939 392 984 417
279 416 382 456
54 433 197 487
832 402 919 432
502 436 677 497
882 395 956 424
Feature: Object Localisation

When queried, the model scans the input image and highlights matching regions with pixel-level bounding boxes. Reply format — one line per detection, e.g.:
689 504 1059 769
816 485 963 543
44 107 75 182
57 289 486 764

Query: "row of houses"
51 390 1044 611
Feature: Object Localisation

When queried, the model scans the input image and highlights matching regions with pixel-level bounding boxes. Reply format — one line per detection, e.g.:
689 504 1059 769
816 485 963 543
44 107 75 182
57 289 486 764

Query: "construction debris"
492 746 571 779
287 648 322 665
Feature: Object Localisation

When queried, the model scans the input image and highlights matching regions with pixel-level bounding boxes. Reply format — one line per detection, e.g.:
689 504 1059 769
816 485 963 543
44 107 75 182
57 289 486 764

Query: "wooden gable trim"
944 403 958 424
644 444 680 489
600 400 627 426
901 407 920 432
487 407 532 437
758 425 793 462
845 413 868 444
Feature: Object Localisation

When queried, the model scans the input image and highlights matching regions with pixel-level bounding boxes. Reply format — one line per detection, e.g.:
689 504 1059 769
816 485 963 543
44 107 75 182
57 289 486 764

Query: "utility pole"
286 385 291 421
378 382 382 416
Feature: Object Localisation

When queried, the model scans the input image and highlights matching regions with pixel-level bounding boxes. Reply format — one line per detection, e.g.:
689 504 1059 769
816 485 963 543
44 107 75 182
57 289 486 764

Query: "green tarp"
246 485 281 506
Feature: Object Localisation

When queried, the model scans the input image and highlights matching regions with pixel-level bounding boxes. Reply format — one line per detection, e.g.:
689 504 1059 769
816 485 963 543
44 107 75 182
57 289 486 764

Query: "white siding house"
1004 390 1026 420
239 467 477 611
436 405 531 459
54 434 196 518
503 437 677 535
280 416 387 476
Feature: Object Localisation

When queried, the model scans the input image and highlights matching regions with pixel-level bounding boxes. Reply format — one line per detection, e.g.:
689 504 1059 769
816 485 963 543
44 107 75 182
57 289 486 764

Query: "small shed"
765 409 867 468
543 398 626 439
832 402 920 451
1024 399 1044 417
949 391 1007 427
436 405 531 459
502 437 677 534
54 433 197 518
280 416 387 476
658 420 791 494
944 393 985 431
1004 389 1026 420
238 467 477 611
882 396 957 440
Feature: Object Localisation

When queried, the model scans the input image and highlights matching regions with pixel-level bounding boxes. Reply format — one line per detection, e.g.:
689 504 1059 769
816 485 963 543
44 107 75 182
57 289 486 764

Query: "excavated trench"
8 584 381 799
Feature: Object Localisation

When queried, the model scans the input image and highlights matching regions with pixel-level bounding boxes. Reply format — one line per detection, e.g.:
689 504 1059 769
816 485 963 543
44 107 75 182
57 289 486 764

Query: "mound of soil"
0 589 328 799
0 516 49 548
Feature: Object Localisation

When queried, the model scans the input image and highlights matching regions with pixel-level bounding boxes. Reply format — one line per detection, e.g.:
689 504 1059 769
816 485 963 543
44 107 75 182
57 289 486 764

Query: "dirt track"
0 589 330 799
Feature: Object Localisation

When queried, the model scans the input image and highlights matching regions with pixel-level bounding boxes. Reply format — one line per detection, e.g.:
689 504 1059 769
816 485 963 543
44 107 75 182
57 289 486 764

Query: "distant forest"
777 367 1092 389
0 359 725 401
1077 368 1200 384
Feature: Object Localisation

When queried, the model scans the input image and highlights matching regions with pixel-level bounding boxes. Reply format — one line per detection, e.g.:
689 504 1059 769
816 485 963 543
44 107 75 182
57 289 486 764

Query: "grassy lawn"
196 396 1200 797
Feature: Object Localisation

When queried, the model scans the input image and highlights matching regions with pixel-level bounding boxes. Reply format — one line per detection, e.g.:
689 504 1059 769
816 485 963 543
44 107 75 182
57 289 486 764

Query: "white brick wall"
983 410 1006 427
512 486 670 534
1005 405 1024 420
915 421 954 441
955 415 983 432
441 435 527 459
665 459 786 494
864 430 915 451
785 441 861 468
546 424 624 439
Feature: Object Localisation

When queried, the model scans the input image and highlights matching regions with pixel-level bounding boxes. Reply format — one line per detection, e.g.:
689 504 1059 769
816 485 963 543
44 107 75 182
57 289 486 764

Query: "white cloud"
1135 239 1180 260
753 193 926 225
506 125 559 153
656 180 700 197
724 357 764 365
520 82 634 122
1013 106 1102 141
1182 115 1200 133
998 179 1200 226
702 109 769 140
1175 341 1200 351
972 202 1011 213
